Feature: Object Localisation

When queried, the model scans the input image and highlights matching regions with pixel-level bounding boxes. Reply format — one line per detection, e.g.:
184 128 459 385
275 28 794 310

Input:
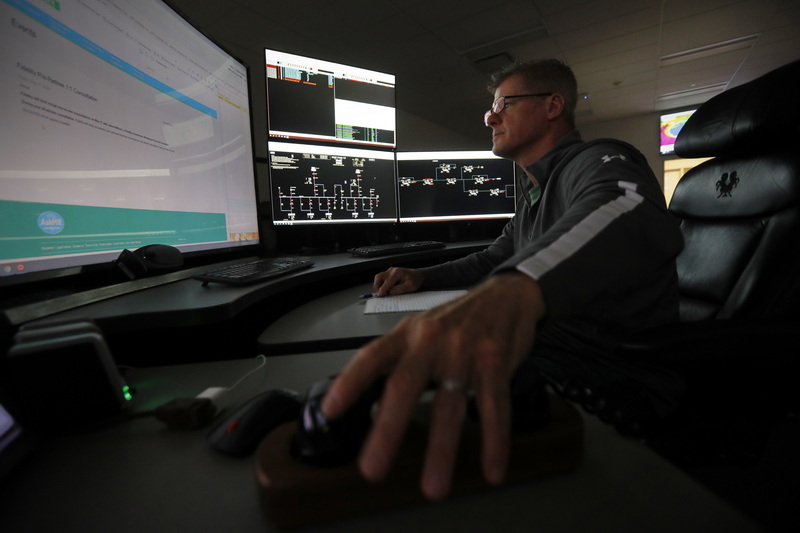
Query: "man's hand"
373 267 425 296
322 272 546 501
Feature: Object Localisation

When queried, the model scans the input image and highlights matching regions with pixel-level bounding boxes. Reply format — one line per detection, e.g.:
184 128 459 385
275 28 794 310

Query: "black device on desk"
207 389 303 457
212 359 554 462
251 366 582 530
347 240 445 257
193 257 314 286
6 319 131 430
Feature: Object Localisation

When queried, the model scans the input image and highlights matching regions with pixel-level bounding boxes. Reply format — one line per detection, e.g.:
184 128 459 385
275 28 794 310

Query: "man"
322 59 684 501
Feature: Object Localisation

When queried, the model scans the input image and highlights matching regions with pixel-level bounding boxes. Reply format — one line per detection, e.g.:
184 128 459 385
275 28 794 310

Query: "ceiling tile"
164 0 799 145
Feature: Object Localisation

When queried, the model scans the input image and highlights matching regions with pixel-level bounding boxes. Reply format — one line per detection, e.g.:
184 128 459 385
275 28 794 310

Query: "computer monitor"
264 48 396 149
660 109 697 155
396 151 516 223
268 141 397 226
0 0 260 288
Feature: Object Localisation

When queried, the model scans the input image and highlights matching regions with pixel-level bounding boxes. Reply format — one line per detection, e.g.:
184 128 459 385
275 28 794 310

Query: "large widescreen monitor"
264 48 396 149
396 151 516 223
268 142 397 226
0 0 260 286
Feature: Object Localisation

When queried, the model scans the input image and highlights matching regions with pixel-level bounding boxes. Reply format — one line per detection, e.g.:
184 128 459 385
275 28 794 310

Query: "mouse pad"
255 392 583 530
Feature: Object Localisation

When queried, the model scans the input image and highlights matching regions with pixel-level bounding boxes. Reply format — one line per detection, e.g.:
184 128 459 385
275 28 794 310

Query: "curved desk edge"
15 241 489 334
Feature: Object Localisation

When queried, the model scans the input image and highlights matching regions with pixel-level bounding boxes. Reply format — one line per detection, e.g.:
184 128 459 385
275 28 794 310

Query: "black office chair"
557 58 800 463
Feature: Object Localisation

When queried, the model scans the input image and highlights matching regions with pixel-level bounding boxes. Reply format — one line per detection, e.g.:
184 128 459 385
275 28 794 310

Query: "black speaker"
7 319 131 431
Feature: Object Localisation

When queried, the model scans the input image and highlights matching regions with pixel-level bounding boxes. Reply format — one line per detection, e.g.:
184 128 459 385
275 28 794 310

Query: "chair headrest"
675 59 800 158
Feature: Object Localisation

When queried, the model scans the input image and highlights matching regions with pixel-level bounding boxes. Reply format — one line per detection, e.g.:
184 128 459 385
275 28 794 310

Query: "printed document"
364 290 467 314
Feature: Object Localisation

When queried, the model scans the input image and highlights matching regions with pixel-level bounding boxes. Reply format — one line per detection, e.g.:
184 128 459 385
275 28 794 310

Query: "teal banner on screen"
0 200 227 259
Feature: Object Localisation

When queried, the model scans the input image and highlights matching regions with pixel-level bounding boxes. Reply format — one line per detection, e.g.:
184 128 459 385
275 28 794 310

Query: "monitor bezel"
0 0 263 298
266 141 399 228
395 150 517 224
660 108 697 156
264 47 397 150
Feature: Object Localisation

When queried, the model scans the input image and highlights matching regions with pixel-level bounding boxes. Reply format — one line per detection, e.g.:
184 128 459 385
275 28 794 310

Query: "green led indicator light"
122 385 133 402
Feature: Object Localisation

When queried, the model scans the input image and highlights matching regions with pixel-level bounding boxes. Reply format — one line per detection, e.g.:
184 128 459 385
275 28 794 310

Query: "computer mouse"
207 389 303 457
289 367 550 467
136 244 183 271
291 376 386 467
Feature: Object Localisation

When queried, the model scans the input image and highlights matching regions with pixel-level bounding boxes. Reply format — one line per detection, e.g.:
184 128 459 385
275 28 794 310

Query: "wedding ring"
440 378 467 394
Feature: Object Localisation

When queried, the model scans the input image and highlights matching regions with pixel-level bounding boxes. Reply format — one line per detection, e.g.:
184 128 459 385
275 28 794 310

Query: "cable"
104 356 270 430
227 354 267 392
154 355 268 430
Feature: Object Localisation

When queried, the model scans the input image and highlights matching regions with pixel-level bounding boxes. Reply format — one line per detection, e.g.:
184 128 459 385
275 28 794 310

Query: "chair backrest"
671 59 800 321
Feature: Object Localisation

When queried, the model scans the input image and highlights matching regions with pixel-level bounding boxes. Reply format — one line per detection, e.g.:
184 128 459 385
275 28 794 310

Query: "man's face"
486 74 549 167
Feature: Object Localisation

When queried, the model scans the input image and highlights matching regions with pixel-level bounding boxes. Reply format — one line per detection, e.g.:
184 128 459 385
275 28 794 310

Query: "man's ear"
545 93 566 121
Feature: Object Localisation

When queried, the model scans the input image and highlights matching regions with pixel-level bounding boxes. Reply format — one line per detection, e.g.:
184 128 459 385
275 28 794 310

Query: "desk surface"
0 350 765 533
258 282 413 354
8 241 488 333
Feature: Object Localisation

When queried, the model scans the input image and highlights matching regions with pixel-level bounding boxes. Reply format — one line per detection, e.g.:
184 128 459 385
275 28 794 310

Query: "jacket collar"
521 130 583 198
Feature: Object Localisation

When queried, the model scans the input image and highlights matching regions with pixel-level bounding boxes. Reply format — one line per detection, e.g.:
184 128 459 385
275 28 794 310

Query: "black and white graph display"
268 142 397 225
396 151 516 222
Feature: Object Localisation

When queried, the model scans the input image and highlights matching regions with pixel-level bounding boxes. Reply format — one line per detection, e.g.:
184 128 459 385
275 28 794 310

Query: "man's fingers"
322 330 407 418
473 346 513 486
326 273 544 499
418 327 473 500
373 267 424 296
359 354 430 482
374 268 405 295
421 385 469 500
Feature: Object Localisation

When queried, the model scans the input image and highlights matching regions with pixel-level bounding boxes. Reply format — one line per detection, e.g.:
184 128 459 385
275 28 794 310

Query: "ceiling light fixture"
656 83 728 102
659 34 760 67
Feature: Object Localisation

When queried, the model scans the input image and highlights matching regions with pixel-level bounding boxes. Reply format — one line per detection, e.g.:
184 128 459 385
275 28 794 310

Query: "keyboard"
347 240 445 257
193 257 314 286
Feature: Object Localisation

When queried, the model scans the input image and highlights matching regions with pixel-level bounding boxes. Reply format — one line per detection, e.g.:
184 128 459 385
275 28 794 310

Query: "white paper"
364 290 467 314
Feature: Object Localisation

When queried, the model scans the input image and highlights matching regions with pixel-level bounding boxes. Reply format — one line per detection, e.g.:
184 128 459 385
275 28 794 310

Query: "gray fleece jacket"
419 131 684 388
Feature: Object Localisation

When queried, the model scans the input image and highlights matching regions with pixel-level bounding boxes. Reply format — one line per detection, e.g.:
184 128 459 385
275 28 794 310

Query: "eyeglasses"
484 93 553 125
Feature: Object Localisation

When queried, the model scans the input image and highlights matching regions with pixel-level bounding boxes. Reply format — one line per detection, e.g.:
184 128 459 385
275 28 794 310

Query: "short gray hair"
487 59 578 126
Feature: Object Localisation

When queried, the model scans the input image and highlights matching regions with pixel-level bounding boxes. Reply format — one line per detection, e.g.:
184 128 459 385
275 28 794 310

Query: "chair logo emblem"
716 171 739 197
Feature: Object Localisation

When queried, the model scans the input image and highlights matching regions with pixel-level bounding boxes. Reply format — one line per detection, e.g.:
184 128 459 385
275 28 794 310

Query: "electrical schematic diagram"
396 157 516 222
399 162 513 198
268 145 397 225
278 164 380 221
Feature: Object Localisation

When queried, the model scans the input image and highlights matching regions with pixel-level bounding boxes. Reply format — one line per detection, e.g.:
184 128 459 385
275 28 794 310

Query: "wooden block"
255 392 583 530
